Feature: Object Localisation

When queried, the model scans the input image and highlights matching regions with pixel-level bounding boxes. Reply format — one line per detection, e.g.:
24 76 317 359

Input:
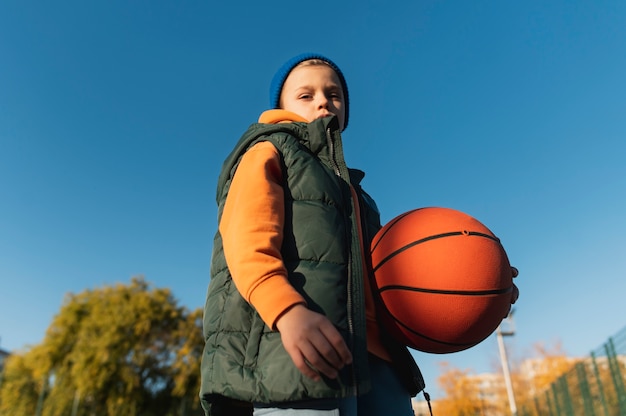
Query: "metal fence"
517 325 626 416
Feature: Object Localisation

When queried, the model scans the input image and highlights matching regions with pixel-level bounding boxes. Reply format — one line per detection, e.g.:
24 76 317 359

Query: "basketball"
370 207 514 354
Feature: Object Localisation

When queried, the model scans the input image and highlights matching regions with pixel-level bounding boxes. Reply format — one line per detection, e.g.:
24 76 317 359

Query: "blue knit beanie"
269 53 349 130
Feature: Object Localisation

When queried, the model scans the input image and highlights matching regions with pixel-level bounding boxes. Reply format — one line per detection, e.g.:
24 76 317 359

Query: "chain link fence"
518 326 626 416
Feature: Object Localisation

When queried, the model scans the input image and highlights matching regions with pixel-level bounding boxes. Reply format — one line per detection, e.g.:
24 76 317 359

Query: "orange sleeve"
220 141 306 329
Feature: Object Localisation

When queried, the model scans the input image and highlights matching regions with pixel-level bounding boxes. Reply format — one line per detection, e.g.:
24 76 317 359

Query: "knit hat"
269 53 349 130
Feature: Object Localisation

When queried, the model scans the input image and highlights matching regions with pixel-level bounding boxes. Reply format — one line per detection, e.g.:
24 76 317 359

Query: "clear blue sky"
2 0 625 399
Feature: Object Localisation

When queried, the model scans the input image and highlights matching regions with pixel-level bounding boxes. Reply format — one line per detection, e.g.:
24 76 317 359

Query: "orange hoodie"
220 110 391 361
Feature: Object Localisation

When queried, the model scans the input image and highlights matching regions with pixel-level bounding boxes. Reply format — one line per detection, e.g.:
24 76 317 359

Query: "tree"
0 277 204 416
171 308 204 414
435 362 484 415
527 340 577 392
0 352 41 415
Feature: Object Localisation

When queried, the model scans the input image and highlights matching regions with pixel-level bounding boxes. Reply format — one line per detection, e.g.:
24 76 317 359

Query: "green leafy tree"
0 352 42 415
171 308 204 413
0 277 203 416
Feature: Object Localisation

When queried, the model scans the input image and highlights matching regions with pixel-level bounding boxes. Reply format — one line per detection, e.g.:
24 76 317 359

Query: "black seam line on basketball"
379 285 513 296
371 231 501 273
371 209 416 254
392 317 473 348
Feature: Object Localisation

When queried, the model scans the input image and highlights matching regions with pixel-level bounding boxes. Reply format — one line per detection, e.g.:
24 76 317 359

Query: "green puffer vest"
200 116 424 415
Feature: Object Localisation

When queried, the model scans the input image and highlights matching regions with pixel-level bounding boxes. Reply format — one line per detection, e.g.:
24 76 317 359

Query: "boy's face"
280 64 345 131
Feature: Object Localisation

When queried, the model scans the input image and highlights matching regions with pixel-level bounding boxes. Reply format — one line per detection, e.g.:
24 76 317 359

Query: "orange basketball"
370 207 514 354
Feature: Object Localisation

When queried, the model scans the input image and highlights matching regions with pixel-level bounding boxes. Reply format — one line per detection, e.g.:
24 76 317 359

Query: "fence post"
551 383 562 416
591 351 610 416
575 361 595 416
605 338 626 414
558 375 574 416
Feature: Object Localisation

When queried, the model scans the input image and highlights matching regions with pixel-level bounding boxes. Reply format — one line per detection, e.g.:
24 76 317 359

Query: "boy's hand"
275 304 353 382
511 266 519 304
505 266 520 318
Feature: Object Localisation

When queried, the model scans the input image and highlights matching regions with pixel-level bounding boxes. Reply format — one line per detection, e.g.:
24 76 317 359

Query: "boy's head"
270 53 349 131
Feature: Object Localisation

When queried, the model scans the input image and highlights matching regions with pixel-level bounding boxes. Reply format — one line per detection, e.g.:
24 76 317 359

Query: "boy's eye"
298 94 312 100
328 89 342 100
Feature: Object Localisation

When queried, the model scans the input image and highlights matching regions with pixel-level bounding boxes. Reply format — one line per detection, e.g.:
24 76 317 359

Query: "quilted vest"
200 116 424 415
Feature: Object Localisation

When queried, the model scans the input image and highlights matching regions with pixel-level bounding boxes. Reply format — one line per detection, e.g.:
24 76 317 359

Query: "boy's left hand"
505 266 519 318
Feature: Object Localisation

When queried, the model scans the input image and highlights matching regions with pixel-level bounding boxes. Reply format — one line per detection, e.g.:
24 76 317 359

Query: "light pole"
497 309 517 415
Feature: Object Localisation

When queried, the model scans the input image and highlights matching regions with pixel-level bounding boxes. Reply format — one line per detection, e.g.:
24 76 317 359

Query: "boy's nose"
316 95 329 109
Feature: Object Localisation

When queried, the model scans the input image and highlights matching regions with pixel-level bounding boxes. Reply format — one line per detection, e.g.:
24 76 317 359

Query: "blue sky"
2 0 625 399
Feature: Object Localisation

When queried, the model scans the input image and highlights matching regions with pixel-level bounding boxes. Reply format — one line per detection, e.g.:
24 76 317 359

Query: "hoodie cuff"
249 274 307 330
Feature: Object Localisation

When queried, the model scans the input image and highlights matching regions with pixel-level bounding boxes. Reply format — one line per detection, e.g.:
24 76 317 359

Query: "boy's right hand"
275 304 353 382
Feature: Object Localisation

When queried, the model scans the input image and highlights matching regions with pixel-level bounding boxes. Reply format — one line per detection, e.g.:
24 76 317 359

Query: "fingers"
296 330 344 380
511 283 519 304
298 320 352 380
502 266 520 318
320 322 353 366
289 349 324 381
304 320 352 379
501 283 520 318
276 305 352 381
510 266 519 305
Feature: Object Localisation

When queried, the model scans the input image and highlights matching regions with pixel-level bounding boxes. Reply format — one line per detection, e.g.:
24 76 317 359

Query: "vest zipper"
326 127 342 177
326 126 358 397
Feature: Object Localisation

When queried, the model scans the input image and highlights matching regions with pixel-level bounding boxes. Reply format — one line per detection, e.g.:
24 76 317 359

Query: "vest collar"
257 110 342 156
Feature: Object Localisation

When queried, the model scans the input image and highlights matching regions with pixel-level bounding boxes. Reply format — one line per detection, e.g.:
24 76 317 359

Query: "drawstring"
423 390 433 416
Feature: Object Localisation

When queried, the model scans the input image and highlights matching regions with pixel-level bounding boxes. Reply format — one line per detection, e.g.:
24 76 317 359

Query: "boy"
200 53 517 415
200 53 424 416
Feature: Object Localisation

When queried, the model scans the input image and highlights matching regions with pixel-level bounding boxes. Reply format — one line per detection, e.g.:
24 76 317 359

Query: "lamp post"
497 309 517 415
